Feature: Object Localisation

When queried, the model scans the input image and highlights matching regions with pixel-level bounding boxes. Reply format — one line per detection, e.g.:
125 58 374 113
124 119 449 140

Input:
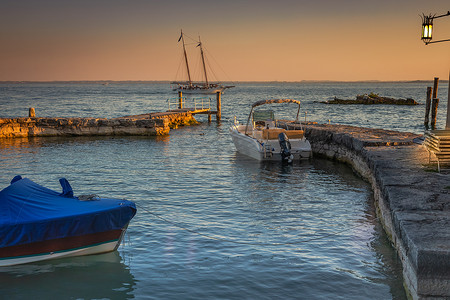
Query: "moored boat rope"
135 203 380 246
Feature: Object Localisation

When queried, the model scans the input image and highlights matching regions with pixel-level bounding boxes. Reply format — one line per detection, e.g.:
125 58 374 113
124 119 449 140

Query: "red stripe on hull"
0 229 123 259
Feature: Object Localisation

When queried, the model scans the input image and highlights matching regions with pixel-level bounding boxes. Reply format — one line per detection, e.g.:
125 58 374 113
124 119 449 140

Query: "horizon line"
1 79 448 84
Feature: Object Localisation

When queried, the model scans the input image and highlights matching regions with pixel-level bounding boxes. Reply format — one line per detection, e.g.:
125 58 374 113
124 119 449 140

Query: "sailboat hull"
174 87 226 95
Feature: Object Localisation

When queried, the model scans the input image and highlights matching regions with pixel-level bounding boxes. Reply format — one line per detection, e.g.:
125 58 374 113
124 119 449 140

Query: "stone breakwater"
0 111 198 138
304 124 450 300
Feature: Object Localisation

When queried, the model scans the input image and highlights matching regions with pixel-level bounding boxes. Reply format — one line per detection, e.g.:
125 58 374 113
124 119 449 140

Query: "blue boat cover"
0 177 136 248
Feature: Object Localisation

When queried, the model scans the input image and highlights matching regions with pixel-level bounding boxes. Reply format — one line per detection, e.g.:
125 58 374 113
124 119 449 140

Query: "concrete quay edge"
304 124 450 300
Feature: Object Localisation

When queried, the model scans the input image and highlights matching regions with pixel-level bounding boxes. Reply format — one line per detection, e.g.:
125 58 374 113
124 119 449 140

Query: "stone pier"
0 111 199 138
0 117 169 138
304 124 450 300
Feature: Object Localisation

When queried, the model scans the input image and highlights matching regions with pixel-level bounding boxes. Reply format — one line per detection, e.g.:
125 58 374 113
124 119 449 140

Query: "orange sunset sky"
1 0 449 82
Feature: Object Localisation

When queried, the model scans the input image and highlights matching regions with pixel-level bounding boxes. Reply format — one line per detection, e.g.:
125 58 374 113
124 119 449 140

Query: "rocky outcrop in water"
323 94 419 105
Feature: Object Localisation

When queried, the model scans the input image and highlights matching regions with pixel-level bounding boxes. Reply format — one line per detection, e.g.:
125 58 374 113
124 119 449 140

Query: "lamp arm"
426 38 450 45
431 11 450 20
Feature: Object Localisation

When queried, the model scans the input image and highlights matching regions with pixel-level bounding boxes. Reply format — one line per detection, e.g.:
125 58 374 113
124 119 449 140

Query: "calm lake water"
0 81 448 299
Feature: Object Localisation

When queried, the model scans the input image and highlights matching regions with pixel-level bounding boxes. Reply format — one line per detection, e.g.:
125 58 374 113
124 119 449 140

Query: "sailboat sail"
172 30 234 94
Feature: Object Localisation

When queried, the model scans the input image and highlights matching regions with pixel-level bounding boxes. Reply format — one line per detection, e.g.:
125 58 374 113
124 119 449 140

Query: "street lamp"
421 11 450 45
420 11 450 130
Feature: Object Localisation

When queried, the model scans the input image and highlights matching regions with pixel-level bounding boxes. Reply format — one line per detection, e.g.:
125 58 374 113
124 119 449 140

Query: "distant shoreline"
0 80 448 84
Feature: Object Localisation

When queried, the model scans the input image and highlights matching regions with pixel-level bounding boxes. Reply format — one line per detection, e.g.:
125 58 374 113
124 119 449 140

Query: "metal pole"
447 71 450 129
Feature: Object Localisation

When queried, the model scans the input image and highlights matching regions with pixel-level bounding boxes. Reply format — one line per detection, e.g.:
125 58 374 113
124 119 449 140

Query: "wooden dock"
165 91 222 122
123 91 222 122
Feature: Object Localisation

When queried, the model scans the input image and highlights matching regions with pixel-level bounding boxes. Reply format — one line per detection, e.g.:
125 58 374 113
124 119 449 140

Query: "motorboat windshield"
245 99 302 135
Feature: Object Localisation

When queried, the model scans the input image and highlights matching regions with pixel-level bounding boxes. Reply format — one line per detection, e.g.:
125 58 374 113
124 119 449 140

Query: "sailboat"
172 30 234 94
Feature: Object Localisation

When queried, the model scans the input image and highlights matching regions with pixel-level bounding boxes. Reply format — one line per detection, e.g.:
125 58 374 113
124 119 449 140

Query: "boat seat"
262 128 286 140
265 120 276 128
285 130 304 139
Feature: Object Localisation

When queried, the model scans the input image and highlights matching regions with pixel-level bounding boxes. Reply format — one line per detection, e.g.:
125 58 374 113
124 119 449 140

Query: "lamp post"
421 11 450 45
421 11 450 129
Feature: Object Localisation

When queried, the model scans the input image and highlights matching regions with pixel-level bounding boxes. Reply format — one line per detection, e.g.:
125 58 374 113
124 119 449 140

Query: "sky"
0 0 449 82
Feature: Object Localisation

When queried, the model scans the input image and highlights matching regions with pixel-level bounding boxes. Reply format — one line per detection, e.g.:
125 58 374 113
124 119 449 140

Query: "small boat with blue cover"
0 176 136 266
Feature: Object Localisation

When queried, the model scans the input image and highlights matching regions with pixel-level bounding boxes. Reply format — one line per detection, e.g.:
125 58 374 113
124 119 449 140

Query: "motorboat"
0 176 136 266
230 99 312 163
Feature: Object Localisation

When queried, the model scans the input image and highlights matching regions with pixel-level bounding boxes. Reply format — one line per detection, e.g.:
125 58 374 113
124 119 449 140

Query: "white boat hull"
0 226 129 267
230 125 311 162
0 240 120 267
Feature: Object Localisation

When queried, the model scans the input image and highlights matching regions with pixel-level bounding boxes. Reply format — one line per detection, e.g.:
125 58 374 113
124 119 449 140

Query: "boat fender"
278 132 293 163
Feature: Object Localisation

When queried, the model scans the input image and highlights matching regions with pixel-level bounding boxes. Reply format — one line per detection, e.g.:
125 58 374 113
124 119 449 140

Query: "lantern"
421 15 433 44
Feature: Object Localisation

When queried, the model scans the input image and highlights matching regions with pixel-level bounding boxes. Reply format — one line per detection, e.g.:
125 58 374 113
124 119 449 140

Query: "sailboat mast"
180 30 192 87
198 36 209 88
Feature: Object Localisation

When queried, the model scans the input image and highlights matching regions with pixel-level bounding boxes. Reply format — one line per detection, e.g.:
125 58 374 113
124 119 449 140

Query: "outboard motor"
278 132 294 163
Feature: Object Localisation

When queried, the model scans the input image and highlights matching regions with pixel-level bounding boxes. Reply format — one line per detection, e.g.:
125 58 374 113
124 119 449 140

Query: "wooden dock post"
29 107 35 118
178 91 183 109
216 91 221 121
424 87 432 126
431 77 440 129
431 98 440 129
433 77 439 99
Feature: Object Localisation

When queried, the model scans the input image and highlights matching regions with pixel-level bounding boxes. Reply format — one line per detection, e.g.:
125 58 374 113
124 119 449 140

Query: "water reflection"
0 135 170 150
0 252 136 299
229 154 406 299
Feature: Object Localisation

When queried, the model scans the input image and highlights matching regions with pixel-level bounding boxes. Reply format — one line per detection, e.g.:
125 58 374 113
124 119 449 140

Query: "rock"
323 95 419 105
